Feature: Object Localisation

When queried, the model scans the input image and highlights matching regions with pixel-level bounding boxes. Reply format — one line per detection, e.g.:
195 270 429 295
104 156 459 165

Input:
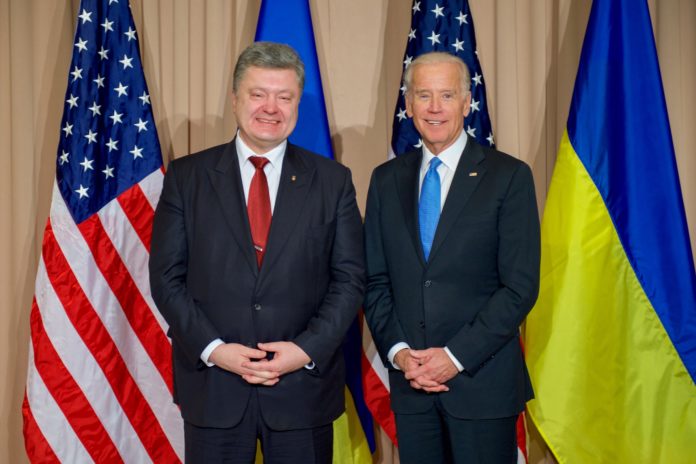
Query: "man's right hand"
394 348 419 373
394 348 449 393
208 343 280 386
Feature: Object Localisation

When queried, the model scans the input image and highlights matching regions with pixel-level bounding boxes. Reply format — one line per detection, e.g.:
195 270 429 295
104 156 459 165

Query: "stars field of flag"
391 0 495 157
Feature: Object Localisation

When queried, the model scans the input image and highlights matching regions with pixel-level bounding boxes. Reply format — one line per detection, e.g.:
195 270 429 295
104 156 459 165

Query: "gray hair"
233 42 305 93
403 52 471 96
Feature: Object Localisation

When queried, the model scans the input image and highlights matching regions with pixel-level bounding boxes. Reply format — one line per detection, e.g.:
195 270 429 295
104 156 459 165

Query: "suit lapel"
395 151 426 266
207 139 258 275
428 138 486 262
260 145 314 276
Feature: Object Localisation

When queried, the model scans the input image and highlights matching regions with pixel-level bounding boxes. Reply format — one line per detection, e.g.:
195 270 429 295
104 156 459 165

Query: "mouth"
256 117 281 125
425 119 445 126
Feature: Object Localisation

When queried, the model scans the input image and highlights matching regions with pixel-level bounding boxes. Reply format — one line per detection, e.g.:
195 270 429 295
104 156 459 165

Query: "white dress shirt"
387 130 468 373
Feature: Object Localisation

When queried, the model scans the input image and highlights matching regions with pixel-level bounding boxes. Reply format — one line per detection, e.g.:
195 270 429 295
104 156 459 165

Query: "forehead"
411 62 461 90
239 66 300 91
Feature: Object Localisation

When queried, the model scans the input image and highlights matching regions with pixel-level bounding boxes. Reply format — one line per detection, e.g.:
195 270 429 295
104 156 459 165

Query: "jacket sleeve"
292 168 366 370
363 170 410 366
149 162 221 367
446 162 541 374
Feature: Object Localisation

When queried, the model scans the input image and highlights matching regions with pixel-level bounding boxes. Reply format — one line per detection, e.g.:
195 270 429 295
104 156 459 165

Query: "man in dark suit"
149 42 364 463
364 52 540 463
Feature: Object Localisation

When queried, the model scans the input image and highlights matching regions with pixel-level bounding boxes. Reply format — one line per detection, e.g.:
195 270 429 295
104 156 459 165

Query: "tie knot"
429 157 442 171
249 156 270 170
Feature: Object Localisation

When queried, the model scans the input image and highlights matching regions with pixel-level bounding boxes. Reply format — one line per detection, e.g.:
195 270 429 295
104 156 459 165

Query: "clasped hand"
209 341 311 386
394 347 459 393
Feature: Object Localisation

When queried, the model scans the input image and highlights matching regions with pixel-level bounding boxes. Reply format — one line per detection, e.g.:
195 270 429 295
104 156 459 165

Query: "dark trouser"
184 390 333 464
395 397 518 464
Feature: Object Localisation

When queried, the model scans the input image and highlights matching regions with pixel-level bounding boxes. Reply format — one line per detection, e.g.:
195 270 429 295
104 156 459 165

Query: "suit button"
424 280 432 287
253 303 262 311
418 321 425 328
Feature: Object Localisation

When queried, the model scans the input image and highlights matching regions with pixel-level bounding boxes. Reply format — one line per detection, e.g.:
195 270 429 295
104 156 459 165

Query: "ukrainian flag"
255 1 373 462
525 0 696 462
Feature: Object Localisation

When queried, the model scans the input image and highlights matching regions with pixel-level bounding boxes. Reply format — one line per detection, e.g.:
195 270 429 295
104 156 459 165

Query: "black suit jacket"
364 138 540 419
149 139 365 430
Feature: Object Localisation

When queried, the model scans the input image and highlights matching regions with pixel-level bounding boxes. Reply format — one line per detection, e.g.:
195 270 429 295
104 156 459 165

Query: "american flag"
22 0 183 462
362 1 528 461
390 0 494 157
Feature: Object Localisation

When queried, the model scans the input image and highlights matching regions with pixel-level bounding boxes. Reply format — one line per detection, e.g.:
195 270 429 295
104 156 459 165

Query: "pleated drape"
2 1 693 462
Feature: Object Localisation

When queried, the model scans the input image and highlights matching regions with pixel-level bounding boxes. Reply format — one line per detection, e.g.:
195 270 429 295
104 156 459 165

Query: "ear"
405 95 414 118
462 91 472 118
231 91 238 111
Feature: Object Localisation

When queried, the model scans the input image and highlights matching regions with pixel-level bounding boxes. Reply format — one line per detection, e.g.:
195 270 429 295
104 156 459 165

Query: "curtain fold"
2 1 693 462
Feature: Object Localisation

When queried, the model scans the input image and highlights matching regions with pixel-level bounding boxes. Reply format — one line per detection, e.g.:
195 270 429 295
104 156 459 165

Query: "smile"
425 120 445 126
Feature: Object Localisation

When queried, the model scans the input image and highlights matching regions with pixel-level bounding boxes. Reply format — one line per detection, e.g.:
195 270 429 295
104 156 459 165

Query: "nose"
428 97 442 113
262 96 279 113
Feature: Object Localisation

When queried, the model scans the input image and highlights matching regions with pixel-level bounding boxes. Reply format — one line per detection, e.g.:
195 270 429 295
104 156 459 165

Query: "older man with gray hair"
150 41 365 463
364 51 540 463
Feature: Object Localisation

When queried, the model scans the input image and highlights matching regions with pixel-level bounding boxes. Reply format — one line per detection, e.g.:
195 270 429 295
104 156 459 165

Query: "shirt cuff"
304 361 316 370
444 346 465 373
387 342 411 370
201 339 224 367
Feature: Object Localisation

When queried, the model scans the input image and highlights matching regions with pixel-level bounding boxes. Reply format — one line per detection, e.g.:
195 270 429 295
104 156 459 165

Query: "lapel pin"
469 172 478 177
291 175 297 182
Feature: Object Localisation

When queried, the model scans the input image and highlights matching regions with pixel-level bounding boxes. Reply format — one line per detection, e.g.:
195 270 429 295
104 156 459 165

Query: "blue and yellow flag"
255 1 374 462
525 0 696 462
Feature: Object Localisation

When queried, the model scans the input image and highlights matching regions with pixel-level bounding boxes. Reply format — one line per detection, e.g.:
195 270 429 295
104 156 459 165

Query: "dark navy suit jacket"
150 139 365 430
364 138 540 418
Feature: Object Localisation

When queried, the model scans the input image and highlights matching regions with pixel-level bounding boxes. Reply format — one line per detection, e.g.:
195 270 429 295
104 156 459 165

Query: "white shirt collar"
235 130 287 169
421 130 468 173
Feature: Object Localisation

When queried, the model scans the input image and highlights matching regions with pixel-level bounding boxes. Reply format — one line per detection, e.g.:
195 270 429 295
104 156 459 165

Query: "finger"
409 380 423 390
240 347 268 359
242 362 280 376
422 384 449 393
409 349 429 359
258 358 286 373
404 365 429 380
257 342 282 352
242 372 281 383
260 378 280 386
413 376 441 388
242 374 270 384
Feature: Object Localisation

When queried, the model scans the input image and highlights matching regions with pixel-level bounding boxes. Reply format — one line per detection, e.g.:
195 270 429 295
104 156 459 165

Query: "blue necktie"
419 157 442 261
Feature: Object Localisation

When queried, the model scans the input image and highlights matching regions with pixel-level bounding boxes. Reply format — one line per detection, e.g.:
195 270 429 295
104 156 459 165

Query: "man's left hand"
242 341 311 379
405 347 459 389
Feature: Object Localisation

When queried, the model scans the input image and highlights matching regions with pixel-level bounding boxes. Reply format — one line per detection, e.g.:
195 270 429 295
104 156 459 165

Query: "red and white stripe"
360 317 397 444
24 170 184 463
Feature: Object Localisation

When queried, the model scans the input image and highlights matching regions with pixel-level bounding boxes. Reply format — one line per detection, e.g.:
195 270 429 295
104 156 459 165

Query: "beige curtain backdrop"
1 0 694 462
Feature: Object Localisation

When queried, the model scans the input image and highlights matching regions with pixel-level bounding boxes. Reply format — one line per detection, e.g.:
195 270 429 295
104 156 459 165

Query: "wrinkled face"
406 61 471 155
232 66 300 154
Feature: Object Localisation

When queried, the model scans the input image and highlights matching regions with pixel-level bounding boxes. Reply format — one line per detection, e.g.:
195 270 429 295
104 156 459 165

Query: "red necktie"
247 156 272 268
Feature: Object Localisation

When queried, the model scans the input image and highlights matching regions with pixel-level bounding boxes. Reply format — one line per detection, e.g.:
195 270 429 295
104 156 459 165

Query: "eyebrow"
414 89 458 94
247 87 296 95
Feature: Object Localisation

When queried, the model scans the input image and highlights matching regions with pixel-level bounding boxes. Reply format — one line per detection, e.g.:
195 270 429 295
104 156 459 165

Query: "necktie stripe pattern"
248 156 272 268
419 157 442 261
23 0 184 461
